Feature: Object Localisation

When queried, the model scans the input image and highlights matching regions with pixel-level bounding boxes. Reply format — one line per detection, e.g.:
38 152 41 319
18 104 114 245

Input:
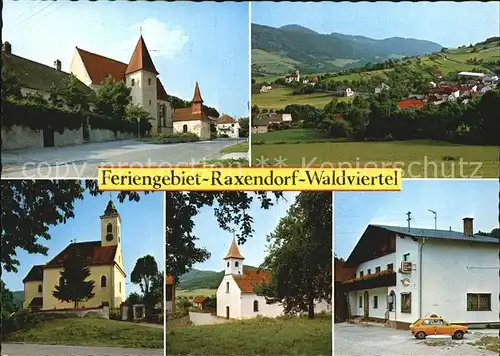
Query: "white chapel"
216 239 331 319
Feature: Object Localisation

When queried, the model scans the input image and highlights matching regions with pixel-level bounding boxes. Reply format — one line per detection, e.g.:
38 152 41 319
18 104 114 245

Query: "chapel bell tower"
223 238 244 275
100 199 122 248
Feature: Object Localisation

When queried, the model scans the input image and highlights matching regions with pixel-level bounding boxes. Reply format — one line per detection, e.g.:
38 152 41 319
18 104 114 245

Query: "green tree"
125 103 153 137
256 192 332 319
1 279 18 314
58 74 91 112
94 76 131 120
166 192 284 280
1 180 148 272
238 117 249 138
131 255 161 318
52 249 95 308
1 67 22 100
126 292 143 305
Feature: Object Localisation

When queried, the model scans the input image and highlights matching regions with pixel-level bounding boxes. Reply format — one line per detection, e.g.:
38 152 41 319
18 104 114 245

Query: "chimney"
54 59 61 71
463 217 473 237
3 41 12 54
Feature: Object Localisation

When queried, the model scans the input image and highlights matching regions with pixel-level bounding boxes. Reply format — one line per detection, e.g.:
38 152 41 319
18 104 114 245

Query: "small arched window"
226 282 229 293
253 300 259 312
38 285 43 293
107 223 112 233
101 276 107 287
183 124 188 133
131 78 135 86
235 261 239 267
227 261 230 267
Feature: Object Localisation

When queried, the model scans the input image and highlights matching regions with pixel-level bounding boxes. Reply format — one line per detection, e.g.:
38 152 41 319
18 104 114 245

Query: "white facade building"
342 218 499 329
216 239 331 319
216 115 240 138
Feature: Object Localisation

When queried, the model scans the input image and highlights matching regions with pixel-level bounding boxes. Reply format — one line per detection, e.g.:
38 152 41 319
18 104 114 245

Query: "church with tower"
216 239 331 319
22 199 126 311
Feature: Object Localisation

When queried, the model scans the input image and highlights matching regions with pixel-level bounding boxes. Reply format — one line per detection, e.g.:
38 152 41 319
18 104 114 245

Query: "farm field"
252 129 499 178
166 315 332 355
176 288 217 298
252 87 352 110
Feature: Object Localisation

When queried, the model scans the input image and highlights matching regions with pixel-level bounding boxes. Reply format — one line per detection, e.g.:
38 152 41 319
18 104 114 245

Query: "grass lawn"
166 315 332 355
176 288 217 298
252 87 353 110
5 318 163 348
220 141 249 154
470 336 500 353
251 130 499 178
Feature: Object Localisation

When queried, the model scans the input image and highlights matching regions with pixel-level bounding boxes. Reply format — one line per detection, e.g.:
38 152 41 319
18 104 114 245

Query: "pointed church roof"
125 36 159 76
192 81 203 103
223 238 244 260
103 200 118 216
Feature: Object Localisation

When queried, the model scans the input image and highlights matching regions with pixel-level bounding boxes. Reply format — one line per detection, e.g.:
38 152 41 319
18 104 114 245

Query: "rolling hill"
252 23 442 76
178 265 259 291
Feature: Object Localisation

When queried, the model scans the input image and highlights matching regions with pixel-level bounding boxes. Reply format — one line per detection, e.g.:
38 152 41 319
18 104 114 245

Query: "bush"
109 309 121 321
148 132 200 144
2 310 44 338
219 134 230 138
328 119 352 138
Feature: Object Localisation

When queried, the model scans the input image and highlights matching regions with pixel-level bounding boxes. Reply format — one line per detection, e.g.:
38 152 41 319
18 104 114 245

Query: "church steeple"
100 197 122 247
125 36 159 76
191 81 203 114
224 237 244 275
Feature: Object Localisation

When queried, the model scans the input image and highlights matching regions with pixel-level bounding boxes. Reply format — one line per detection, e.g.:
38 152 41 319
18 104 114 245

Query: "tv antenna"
406 211 412 232
428 209 437 230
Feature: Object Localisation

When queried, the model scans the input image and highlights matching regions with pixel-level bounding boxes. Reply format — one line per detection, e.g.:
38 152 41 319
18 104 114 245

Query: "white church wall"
240 294 284 319
173 120 211 141
216 275 242 319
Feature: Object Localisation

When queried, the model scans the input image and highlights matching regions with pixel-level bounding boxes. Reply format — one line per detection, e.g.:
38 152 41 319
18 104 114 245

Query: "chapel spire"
125 35 159 75
223 238 244 260
192 81 203 103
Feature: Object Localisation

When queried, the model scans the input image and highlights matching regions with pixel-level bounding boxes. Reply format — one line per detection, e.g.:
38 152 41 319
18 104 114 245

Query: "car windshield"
412 319 421 325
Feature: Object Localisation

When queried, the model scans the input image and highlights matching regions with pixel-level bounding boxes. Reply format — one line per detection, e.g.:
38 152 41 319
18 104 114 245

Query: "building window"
226 282 229 293
235 261 239 267
101 276 107 287
403 253 410 261
373 296 378 309
367 269 371 275
359 296 362 308
131 78 135 86
401 293 411 313
467 293 491 311
227 261 230 267
148 78 152 85
253 300 259 312
149 99 151 105
375 266 381 273
183 124 188 133
387 263 394 271
38 285 42 293
107 223 112 233
359 271 364 277
119 282 121 293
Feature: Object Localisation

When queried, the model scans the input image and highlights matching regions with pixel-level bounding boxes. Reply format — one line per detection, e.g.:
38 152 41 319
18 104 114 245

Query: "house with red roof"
215 114 240 138
285 70 300 83
216 239 331 319
70 36 173 134
23 199 126 311
397 99 425 110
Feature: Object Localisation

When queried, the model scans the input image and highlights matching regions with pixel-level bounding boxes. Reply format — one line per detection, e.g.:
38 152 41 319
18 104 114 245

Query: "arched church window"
148 78 152 86
183 124 188 133
107 223 112 233
101 276 107 288
38 285 42 293
226 282 229 293
253 300 259 312
131 78 135 86
227 261 230 267
235 261 239 267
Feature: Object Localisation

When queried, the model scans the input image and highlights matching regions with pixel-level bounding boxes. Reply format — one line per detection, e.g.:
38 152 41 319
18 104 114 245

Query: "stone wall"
55 127 83 146
1 125 43 150
39 305 109 319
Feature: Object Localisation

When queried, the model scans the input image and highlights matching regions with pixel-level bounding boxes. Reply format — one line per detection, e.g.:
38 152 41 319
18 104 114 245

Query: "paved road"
1 138 245 179
1 343 163 356
334 323 497 356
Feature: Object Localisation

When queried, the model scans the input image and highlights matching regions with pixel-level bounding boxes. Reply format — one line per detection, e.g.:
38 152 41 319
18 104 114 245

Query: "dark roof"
125 36 159 76
372 224 499 244
103 200 118 216
157 78 168 101
252 117 269 126
2 51 93 95
45 241 117 268
28 297 43 308
23 265 44 283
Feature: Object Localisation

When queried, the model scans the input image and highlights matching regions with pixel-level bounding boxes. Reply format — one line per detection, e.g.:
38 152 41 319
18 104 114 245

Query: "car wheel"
415 331 426 339
454 331 464 340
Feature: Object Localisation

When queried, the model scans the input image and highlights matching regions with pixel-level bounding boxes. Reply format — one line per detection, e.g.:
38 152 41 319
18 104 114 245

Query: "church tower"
100 199 122 248
223 238 244 276
125 36 159 133
191 81 203 115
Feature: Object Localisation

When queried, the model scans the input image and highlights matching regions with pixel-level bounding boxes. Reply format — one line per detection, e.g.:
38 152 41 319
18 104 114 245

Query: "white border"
163 192 167 352
248 0 252 167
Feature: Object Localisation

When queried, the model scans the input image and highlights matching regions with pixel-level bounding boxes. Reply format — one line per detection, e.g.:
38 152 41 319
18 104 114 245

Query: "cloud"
110 18 189 62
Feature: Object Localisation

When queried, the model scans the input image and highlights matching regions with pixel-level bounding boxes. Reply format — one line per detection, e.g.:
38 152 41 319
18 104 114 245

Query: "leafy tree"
126 292 144 305
1 180 148 272
57 74 91 112
1 279 18 314
1 67 22 100
256 192 332 319
52 249 95 308
125 103 153 136
166 192 284 280
131 255 159 296
477 228 500 238
238 117 249 138
94 76 131 120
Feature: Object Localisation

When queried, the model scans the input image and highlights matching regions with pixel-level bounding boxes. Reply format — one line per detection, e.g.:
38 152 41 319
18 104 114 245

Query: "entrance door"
226 306 230 319
43 127 55 147
363 291 369 318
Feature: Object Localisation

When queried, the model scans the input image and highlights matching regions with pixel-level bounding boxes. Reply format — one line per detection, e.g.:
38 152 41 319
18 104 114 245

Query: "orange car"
410 316 468 340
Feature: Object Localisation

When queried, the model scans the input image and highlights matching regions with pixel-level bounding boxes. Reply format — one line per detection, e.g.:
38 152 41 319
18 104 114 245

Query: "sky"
252 2 500 48
3 188 164 296
3 1 250 118
334 179 499 259
191 192 298 271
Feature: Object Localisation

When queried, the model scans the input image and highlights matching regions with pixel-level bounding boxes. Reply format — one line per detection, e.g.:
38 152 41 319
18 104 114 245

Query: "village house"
166 275 176 313
70 36 173 135
215 114 240 138
172 82 212 140
397 98 425 110
216 239 331 319
23 200 126 311
334 86 354 97
374 83 391 94
260 85 272 93
252 117 270 134
341 218 499 329
303 76 319 86
285 70 300 83
193 296 212 311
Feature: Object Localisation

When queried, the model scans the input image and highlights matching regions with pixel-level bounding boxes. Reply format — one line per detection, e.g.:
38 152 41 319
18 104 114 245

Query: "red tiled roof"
125 36 159 76
193 296 208 304
192 81 203 103
76 47 127 85
223 239 244 259
217 115 237 124
173 107 209 122
397 99 425 109
45 241 117 268
23 265 44 283
233 270 272 293
157 78 168 101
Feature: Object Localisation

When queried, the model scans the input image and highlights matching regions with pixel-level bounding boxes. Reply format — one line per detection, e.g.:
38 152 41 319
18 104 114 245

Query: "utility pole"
428 209 437 230
406 211 412 232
